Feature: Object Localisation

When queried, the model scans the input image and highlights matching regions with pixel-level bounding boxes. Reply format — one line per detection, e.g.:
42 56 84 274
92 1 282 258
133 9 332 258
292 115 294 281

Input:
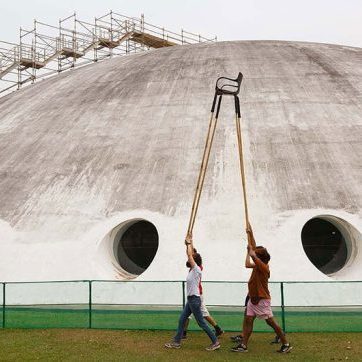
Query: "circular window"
113 220 159 276
301 216 355 275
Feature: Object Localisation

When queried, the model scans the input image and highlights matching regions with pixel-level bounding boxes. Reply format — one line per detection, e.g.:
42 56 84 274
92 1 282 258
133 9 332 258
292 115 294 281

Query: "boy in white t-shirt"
165 234 220 351
183 248 223 338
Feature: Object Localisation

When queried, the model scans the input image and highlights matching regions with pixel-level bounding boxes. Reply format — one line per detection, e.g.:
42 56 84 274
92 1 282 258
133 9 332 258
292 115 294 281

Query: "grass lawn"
0 329 361 361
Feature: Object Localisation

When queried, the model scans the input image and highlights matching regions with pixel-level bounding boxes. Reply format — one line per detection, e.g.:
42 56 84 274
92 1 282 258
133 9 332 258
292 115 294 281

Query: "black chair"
211 72 243 118
215 72 243 96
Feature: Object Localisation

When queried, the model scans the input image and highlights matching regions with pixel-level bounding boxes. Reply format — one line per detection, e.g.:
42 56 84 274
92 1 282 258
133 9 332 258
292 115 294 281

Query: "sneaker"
182 332 187 339
230 334 243 343
205 341 220 351
278 344 293 353
270 335 281 344
215 328 224 337
164 341 181 349
231 343 248 352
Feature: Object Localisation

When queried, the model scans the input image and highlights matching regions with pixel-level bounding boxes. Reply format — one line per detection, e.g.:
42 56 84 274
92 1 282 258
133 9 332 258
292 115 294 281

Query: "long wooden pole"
235 107 249 228
186 96 221 236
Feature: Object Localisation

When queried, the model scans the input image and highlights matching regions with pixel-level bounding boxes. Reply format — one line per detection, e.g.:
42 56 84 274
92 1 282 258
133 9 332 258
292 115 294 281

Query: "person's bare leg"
241 309 247 338
242 316 255 347
183 316 222 337
265 317 287 344
182 318 190 338
205 315 223 336
205 315 216 327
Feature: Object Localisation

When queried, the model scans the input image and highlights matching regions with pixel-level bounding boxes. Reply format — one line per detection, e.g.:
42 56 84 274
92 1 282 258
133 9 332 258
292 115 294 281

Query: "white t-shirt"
186 264 202 297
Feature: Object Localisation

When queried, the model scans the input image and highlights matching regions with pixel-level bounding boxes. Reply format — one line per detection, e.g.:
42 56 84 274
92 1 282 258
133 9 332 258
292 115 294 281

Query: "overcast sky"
0 0 361 47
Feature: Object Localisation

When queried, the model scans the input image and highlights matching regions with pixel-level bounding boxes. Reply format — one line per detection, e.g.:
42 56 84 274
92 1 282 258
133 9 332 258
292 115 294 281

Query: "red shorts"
246 298 273 320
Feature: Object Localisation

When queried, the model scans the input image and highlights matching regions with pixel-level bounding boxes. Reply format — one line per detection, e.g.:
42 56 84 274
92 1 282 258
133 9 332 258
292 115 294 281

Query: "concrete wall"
0 40 361 282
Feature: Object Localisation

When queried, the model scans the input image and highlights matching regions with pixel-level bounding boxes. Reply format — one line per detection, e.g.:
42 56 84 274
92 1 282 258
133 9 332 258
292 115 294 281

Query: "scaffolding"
0 11 217 96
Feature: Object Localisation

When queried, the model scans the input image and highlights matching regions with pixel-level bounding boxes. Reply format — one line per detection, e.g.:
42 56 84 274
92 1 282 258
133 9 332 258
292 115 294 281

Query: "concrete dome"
0 40 361 282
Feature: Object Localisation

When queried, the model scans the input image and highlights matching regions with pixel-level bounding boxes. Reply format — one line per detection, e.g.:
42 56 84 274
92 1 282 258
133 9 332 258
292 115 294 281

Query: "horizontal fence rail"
0 281 361 332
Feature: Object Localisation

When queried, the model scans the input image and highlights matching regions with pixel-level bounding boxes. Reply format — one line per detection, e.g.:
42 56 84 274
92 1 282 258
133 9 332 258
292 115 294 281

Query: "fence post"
88 281 92 329
2 283 5 329
280 282 286 333
182 281 185 308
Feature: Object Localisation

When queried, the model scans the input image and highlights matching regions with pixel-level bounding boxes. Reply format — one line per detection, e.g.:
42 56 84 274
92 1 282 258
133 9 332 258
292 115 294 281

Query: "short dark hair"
193 252 202 267
255 246 270 264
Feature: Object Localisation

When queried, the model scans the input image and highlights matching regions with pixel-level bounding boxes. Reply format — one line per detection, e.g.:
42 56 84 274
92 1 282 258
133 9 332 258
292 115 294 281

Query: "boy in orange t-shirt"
231 223 292 353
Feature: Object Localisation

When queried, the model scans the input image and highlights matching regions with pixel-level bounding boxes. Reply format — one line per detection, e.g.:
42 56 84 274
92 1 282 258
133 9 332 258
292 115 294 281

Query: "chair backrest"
215 72 243 96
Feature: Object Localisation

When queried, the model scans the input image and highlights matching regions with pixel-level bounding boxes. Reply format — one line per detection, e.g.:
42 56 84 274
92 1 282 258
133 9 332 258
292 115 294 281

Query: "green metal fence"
1 280 361 332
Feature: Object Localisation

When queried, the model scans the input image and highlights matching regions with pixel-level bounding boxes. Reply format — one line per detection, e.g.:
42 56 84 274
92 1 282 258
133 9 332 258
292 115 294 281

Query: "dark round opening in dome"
301 218 348 275
116 220 159 275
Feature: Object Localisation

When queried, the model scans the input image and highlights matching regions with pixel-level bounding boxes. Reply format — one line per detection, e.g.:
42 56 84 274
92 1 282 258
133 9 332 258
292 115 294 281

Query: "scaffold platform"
0 11 216 96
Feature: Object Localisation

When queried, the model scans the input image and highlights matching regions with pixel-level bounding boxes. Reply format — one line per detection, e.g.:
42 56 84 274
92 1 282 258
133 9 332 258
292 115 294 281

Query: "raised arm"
248 247 269 273
245 244 255 268
185 232 196 268
246 221 256 250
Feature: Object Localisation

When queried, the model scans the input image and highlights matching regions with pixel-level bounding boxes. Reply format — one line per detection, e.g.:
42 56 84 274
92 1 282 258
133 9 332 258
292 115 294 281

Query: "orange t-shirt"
248 257 270 303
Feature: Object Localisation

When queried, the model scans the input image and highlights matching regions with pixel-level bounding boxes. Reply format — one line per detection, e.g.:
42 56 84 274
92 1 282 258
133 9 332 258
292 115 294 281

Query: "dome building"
0 40 361 282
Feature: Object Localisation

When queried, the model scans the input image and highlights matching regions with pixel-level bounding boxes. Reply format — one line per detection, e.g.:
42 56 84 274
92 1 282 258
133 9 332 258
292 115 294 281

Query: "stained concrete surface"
0 40 361 282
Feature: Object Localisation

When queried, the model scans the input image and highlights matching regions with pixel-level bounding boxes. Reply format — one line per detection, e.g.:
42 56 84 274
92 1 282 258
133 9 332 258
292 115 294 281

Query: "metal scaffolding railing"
0 11 217 96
